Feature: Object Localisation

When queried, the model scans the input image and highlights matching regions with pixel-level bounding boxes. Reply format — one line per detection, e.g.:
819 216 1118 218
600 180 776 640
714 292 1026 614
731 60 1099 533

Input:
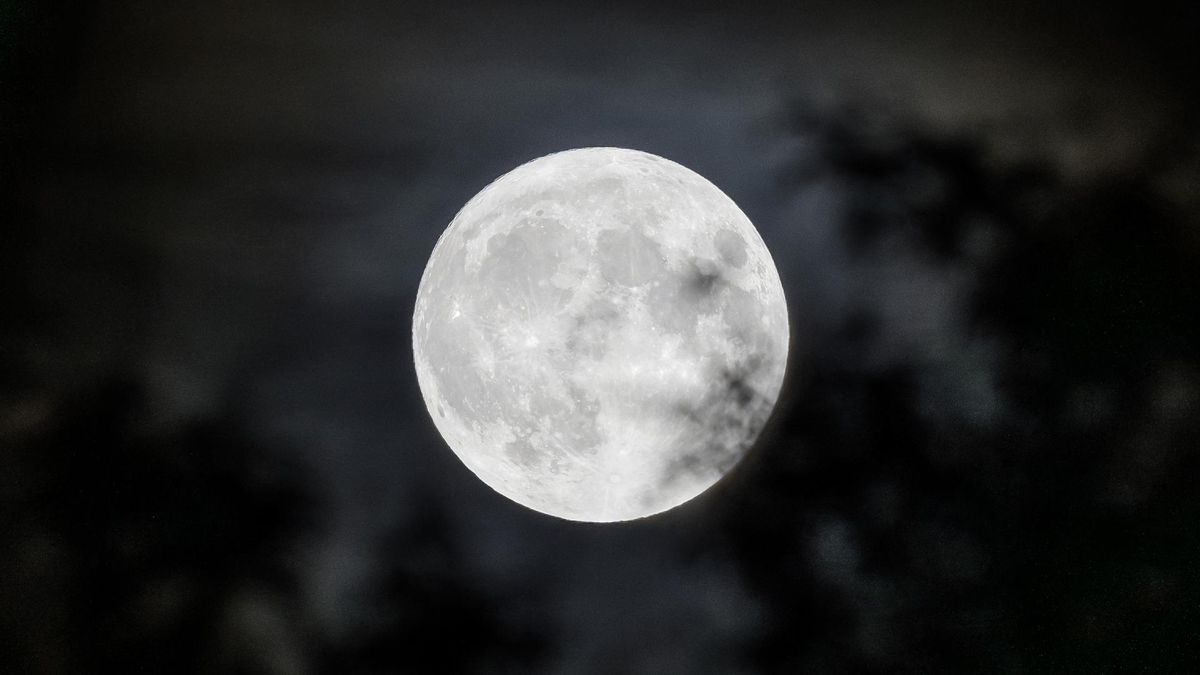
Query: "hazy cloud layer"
4 1 1198 673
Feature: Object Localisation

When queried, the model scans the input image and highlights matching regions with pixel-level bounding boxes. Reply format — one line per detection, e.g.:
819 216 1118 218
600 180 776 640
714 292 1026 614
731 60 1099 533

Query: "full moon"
413 147 789 522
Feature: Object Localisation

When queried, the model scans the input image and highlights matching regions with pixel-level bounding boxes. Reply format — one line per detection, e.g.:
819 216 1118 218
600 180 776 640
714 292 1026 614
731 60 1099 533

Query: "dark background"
4 1 1199 673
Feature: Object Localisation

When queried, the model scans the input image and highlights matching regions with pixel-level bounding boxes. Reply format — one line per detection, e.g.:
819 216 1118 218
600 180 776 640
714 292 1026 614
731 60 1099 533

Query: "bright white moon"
413 147 788 522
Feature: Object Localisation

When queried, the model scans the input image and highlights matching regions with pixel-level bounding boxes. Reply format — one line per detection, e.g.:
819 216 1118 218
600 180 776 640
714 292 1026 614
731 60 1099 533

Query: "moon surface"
413 147 789 522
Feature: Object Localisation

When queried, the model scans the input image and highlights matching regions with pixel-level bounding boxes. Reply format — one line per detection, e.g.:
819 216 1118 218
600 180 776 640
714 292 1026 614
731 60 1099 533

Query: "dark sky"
4 1 1199 673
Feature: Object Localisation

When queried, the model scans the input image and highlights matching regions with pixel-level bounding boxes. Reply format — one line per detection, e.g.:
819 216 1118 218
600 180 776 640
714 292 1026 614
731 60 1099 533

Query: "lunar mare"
413 147 789 522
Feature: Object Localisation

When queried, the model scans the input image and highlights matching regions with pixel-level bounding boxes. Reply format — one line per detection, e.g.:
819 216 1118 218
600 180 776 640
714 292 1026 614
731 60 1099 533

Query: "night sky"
4 1 1199 673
